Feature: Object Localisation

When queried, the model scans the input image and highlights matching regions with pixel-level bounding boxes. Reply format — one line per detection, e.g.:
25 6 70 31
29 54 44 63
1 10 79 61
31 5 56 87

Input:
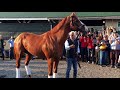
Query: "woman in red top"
80 33 88 62
87 34 95 64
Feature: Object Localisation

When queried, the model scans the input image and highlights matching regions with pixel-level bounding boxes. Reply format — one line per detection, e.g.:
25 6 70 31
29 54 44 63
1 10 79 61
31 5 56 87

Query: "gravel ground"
0 58 120 78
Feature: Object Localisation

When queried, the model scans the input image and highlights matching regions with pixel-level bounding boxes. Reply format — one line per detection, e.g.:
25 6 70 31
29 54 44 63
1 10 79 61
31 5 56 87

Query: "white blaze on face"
85 26 88 31
16 68 20 78
25 65 31 75
80 21 88 31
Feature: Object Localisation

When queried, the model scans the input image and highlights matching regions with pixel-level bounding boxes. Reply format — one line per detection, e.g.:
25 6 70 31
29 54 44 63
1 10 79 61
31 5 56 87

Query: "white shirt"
8 39 14 47
65 39 80 53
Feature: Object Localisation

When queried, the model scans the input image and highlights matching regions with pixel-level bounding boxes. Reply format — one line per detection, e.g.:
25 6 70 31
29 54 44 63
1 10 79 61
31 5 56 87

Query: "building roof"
0 12 120 20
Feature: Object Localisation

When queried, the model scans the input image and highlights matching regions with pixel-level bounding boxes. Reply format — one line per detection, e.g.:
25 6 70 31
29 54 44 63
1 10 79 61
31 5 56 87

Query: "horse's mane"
50 16 69 34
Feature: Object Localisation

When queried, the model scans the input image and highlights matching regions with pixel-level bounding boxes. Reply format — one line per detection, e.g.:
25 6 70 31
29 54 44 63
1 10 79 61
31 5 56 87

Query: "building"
1 12 120 54
0 12 120 35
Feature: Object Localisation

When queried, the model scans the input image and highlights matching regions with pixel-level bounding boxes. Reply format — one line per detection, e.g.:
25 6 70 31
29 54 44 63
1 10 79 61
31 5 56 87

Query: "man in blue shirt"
8 36 14 60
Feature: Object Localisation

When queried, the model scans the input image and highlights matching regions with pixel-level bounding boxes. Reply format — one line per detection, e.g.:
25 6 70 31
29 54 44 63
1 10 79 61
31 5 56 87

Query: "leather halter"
70 16 85 30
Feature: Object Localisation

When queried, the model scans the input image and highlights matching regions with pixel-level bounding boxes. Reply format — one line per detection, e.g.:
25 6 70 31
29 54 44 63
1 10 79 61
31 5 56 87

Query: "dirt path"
0 59 120 78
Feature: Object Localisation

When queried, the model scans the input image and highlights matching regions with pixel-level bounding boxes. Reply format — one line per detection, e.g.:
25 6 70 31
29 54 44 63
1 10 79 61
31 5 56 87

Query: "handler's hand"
70 44 75 48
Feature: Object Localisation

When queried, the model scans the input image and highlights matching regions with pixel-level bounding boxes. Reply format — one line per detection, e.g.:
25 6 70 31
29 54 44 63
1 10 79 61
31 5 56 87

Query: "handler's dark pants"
66 58 77 78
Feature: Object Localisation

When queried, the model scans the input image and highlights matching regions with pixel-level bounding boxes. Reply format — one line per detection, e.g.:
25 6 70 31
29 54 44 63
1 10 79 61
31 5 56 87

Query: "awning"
0 18 48 20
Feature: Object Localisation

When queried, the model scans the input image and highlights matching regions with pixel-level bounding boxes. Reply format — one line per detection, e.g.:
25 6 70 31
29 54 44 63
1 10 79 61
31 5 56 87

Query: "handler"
65 31 80 78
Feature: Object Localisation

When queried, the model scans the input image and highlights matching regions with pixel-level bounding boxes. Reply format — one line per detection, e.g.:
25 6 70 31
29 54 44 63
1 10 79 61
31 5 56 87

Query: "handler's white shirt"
65 39 80 53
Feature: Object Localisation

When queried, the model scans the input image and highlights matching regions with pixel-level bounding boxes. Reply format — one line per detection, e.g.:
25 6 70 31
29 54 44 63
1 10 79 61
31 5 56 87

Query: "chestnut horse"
14 12 86 78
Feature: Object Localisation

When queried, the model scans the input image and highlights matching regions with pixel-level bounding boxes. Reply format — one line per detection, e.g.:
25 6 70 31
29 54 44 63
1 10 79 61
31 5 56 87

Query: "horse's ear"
70 12 76 17
72 12 76 15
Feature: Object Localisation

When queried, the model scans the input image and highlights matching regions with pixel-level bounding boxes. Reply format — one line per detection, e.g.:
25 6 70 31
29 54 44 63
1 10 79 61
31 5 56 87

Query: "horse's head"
69 12 87 32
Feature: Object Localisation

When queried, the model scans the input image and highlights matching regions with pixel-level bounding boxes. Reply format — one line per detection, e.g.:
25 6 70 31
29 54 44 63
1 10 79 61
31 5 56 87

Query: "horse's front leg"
53 60 59 78
47 58 54 78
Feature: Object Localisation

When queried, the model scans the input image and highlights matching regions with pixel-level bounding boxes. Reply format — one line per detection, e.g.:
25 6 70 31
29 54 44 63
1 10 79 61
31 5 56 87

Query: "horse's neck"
50 16 70 33
57 25 71 45
50 16 71 45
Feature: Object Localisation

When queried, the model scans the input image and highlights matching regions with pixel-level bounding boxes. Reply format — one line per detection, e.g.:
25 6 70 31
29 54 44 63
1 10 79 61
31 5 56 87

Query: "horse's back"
14 31 60 59
14 32 44 44
14 32 47 57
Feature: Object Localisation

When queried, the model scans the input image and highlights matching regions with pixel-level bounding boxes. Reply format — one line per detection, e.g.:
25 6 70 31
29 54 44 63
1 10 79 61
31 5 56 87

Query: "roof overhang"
0 16 120 20
103 16 120 19
0 18 48 20
48 16 120 20
80 16 120 20
48 17 103 20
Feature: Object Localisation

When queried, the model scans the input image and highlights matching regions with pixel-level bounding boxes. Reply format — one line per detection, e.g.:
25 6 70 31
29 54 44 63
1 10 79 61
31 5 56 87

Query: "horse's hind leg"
15 52 21 78
47 58 54 78
24 53 32 78
53 60 59 78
